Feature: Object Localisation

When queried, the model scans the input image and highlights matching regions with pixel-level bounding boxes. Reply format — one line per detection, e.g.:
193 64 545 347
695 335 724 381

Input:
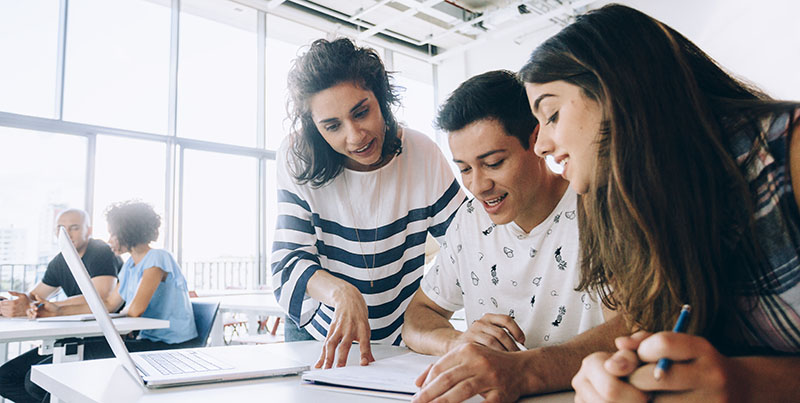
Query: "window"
0 0 444 295
0 0 59 118
393 53 436 140
177 0 258 147
181 150 257 290
92 136 167 248
0 127 85 290
265 14 326 150
62 0 171 133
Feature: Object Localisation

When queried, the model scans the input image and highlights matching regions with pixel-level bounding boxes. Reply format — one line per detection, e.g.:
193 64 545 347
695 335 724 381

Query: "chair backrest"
189 301 220 348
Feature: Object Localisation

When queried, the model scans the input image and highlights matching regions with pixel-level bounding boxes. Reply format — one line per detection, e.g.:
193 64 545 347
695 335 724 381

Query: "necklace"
343 168 382 288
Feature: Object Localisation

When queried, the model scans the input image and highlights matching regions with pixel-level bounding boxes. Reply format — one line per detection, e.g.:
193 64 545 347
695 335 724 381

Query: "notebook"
57 226 309 388
38 312 125 322
301 352 482 402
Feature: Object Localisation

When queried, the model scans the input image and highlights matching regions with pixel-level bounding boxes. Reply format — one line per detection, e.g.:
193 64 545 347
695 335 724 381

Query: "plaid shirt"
726 108 800 353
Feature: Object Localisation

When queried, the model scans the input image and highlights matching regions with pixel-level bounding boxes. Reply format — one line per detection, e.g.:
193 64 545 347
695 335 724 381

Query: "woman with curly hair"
272 37 465 368
23 201 197 402
36 201 197 347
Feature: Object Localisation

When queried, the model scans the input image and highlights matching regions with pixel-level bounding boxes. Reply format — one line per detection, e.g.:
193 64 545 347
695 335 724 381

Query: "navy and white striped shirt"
272 128 466 345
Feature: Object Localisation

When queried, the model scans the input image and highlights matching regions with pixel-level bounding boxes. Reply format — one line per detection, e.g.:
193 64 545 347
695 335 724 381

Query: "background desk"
0 317 169 363
32 341 574 403
192 293 283 346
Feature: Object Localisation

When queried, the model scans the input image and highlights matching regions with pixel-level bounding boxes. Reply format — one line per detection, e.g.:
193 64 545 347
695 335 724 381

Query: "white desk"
0 317 169 363
192 293 283 346
32 341 574 403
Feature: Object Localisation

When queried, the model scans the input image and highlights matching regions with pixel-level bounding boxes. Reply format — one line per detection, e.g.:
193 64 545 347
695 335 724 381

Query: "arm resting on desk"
402 288 457 356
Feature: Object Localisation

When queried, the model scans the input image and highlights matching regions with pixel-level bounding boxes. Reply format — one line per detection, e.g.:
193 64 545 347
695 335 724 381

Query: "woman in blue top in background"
104 200 197 345
26 201 197 402
36 200 197 346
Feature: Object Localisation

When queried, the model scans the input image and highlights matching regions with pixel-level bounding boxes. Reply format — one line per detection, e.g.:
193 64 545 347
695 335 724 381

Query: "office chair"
186 301 220 348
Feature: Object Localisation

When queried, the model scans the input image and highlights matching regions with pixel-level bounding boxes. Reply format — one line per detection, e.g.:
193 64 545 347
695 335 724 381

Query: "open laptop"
57 226 309 388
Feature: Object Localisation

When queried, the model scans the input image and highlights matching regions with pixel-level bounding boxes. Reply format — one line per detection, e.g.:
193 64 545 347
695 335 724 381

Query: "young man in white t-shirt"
402 70 628 403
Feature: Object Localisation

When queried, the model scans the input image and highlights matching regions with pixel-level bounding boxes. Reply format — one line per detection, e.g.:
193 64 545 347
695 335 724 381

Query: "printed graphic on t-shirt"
422 191 604 349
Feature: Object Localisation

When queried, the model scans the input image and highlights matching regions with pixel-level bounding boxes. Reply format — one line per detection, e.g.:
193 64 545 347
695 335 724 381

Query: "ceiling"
233 0 598 62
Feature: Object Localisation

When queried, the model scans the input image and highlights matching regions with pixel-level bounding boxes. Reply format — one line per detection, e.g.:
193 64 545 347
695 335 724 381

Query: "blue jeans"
283 316 315 342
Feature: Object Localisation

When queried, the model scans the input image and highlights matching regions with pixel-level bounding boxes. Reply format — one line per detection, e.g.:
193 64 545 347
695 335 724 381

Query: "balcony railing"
1 260 262 293
179 259 260 291
0 263 47 292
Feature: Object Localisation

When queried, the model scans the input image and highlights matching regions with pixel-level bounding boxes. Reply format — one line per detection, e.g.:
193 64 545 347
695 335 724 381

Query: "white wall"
437 0 800 101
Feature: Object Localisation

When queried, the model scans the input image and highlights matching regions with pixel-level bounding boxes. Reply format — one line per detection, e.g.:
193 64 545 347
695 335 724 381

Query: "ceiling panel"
236 0 597 61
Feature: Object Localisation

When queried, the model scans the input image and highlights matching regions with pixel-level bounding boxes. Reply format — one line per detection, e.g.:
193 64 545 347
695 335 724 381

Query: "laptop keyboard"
139 351 226 376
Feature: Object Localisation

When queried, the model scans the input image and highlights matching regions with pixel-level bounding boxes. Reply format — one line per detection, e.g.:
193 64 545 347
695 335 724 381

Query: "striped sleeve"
270 150 322 328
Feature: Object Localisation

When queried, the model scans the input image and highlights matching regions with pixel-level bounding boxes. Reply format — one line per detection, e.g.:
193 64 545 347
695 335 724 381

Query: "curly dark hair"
286 37 403 187
105 201 160 249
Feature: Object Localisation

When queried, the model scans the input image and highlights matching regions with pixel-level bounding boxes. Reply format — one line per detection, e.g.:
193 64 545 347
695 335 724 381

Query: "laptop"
57 226 309 388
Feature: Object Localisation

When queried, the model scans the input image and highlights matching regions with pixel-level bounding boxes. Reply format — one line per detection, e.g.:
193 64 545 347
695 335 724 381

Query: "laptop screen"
58 226 145 386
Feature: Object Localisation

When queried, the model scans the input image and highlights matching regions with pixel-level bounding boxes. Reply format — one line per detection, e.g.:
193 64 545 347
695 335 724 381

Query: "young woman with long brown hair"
520 4 800 402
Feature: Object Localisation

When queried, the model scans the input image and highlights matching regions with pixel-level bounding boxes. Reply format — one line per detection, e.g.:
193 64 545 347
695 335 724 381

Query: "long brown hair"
519 4 799 348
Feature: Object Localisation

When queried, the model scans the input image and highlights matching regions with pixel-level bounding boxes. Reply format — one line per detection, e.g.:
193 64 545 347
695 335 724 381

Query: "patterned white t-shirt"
421 188 605 349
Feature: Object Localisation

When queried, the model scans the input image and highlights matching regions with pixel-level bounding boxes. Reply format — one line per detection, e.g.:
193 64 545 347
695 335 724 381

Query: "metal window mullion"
84 133 96 222
54 0 68 120
384 48 394 71
432 63 441 146
256 11 267 287
165 0 181 253
176 146 185 266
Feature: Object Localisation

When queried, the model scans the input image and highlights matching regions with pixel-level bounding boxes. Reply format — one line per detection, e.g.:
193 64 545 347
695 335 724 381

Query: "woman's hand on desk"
315 283 375 369
573 331 742 403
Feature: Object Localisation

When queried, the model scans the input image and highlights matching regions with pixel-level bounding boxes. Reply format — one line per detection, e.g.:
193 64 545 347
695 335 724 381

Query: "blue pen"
654 304 691 381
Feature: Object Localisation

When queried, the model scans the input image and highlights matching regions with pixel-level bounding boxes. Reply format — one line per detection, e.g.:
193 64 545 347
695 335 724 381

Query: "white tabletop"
0 317 169 343
31 341 574 403
192 293 282 316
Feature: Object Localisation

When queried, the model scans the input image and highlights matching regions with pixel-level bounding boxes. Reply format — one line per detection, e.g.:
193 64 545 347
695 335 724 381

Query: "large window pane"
181 150 257 290
0 1 59 118
0 128 85 291
177 0 257 147
394 53 436 141
92 135 166 249
265 15 326 150
63 0 170 134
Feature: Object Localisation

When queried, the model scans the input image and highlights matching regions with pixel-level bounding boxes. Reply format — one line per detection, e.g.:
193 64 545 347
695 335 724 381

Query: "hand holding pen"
27 294 46 320
653 304 691 381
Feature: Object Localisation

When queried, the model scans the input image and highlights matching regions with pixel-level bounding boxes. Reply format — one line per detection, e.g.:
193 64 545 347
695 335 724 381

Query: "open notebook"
302 352 438 399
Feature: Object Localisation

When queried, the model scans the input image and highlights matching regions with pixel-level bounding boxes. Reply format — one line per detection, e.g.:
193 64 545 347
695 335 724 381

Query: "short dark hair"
435 70 538 149
286 37 402 187
105 201 160 249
